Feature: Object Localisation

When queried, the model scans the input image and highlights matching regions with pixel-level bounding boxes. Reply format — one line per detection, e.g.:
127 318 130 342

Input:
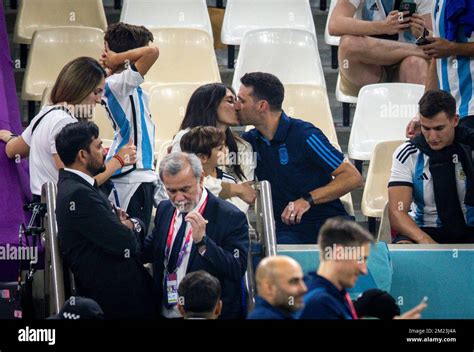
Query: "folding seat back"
222 0 316 45
361 140 405 218
120 0 213 41
22 27 104 101
149 83 201 148
232 28 325 93
348 83 424 161
14 0 107 45
146 28 220 85
283 84 338 145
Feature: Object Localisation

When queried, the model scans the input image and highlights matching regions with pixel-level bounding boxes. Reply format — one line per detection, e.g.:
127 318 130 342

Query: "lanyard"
164 196 208 273
345 292 358 320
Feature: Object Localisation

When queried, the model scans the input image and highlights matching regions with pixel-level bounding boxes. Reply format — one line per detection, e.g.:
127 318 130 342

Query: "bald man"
247 255 307 319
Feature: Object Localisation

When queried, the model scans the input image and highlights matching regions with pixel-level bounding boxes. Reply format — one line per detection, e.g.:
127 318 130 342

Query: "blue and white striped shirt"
389 142 474 228
102 65 156 177
433 0 474 118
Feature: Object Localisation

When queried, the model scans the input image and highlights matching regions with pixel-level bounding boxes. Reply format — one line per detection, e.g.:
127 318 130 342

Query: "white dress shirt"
63 167 95 186
162 187 208 318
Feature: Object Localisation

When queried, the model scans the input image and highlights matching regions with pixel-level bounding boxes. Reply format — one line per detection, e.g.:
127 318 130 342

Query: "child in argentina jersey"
101 22 160 234
389 141 474 232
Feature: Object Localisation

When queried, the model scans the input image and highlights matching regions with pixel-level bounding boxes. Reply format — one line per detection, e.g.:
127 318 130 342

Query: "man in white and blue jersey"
420 0 474 127
329 0 433 96
100 23 160 234
389 90 474 244
237 72 363 244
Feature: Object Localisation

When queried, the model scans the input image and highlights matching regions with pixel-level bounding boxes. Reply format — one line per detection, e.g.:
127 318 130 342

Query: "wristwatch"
195 236 208 255
129 218 142 233
303 193 315 207
195 235 207 248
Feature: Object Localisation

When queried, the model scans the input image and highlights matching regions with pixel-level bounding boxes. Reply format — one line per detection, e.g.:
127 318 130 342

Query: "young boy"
100 22 160 234
180 126 248 213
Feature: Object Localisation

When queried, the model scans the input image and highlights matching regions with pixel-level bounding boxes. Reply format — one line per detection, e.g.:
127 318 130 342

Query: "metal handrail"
255 180 277 257
41 182 65 315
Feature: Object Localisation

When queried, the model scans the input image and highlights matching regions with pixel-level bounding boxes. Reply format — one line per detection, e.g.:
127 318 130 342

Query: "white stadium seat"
232 28 325 93
14 0 107 45
221 0 316 46
22 27 104 102
361 140 405 219
348 83 424 161
120 0 213 41
146 28 221 85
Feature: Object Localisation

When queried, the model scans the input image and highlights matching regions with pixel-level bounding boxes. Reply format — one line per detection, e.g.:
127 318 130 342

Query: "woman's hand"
0 130 13 143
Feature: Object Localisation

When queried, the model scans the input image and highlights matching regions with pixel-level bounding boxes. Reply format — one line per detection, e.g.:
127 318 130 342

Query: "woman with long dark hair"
172 83 256 210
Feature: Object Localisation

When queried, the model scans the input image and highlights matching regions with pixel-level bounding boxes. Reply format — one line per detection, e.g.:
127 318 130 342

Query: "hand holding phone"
399 1 417 18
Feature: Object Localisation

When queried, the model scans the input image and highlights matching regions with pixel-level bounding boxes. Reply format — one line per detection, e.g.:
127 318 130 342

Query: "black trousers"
126 182 155 235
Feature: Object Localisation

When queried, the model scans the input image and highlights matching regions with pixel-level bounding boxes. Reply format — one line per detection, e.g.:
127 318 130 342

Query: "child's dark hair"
104 22 154 53
180 126 226 159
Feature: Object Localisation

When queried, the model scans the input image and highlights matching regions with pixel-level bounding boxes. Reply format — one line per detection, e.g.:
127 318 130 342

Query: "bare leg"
394 56 429 85
339 35 428 87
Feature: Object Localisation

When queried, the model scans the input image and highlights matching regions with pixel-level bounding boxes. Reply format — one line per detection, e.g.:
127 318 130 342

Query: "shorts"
339 63 399 97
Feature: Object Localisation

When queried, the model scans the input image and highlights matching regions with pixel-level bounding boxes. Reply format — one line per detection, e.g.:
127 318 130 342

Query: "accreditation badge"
457 165 466 181
166 272 178 306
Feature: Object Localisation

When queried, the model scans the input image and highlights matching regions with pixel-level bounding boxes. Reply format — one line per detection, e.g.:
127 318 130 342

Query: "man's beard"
173 201 196 213
273 290 303 313
86 156 106 176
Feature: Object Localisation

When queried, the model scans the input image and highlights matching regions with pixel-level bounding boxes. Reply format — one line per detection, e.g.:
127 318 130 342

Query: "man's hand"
394 301 427 319
422 37 456 58
409 13 426 39
236 181 257 205
383 11 411 35
0 130 13 143
417 234 438 244
116 139 137 166
185 212 207 243
405 114 421 139
281 199 311 225
115 207 133 230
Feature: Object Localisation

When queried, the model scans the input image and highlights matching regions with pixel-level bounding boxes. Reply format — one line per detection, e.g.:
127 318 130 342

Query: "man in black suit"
55 121 158 319
143 152 249 319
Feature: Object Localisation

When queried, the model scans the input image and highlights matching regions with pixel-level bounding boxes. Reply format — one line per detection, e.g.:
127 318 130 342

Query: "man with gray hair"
142 152 249 319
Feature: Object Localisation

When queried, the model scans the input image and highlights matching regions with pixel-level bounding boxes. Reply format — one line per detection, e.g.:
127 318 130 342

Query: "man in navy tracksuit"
299 218 427 319
237 72 363 244
248 256 307 319
299 218 373 319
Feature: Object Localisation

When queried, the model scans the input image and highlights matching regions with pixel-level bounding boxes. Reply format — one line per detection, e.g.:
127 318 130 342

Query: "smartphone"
416 37 431 46
421 296 429 304
416 28 431 46
399 1 417 17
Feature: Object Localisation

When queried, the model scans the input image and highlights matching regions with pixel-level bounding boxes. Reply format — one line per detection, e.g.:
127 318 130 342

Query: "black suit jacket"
56 169 158 319
143 190 249 319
